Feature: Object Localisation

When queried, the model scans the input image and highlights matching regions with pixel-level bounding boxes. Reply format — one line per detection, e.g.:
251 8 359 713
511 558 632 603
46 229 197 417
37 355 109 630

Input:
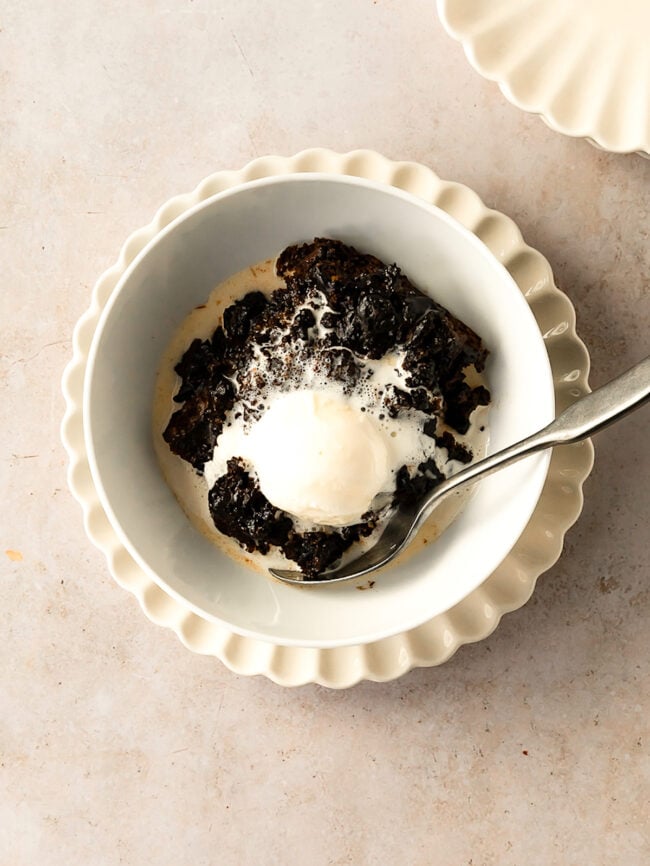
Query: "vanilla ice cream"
204 384 433 527
245 390 392 525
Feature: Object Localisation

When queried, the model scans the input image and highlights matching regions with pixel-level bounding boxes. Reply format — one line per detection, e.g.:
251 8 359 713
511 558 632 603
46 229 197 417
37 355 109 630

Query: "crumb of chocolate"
430 429 474 465
356 580 376 591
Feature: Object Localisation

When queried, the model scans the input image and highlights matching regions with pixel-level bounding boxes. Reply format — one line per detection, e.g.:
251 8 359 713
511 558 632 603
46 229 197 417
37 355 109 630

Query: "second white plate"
438 0 650 155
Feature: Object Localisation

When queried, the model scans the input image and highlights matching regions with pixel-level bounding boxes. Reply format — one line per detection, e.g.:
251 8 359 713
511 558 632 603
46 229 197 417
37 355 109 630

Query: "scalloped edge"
437 0 650 156
61 148 594 688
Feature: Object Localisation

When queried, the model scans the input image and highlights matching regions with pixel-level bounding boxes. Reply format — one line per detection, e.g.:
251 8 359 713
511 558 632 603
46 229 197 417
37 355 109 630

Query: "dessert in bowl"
84 174 554 647
157 236 491 579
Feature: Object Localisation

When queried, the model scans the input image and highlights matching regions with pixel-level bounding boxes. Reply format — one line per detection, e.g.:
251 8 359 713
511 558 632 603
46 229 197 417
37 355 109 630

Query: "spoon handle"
540 353 650 443
416 354 650 528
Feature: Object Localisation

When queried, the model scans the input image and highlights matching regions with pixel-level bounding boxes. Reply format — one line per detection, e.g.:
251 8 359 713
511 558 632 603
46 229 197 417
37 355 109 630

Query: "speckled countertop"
1 2 649 864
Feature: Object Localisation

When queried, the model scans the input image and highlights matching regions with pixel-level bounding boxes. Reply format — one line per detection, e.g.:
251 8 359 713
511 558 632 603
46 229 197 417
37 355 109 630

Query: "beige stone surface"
1 1 649 864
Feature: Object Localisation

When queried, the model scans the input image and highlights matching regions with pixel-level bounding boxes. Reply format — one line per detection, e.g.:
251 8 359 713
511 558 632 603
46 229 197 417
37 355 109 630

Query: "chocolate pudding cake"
160 238 490 579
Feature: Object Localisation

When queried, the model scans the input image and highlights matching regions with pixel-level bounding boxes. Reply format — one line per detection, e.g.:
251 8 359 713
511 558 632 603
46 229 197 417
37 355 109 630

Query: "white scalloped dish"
62 150 593 686
437 0 650 155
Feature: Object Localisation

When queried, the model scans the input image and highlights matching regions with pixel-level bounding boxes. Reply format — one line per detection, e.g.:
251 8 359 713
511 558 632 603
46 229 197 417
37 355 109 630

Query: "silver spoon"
270 355 650 585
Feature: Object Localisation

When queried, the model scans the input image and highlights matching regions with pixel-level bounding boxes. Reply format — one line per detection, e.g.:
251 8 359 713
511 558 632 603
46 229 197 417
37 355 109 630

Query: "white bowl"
84 174 554 648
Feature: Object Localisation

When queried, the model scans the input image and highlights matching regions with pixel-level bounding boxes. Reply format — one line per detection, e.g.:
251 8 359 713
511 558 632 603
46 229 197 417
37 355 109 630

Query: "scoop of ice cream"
246 390 392 526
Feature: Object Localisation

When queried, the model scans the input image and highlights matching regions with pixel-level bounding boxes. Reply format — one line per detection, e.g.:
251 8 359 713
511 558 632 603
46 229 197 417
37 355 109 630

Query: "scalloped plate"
61 149 594 687
437 0 650 155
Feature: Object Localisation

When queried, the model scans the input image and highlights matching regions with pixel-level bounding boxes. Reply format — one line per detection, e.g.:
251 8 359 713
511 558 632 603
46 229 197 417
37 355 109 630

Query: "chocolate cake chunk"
428 429 474 465
163 378 235 471
208 459 293 554
172 338 224 404
394 457 445 507
440 377 491 435
280 515 378 580
222 291 268 345
281 531 349 578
